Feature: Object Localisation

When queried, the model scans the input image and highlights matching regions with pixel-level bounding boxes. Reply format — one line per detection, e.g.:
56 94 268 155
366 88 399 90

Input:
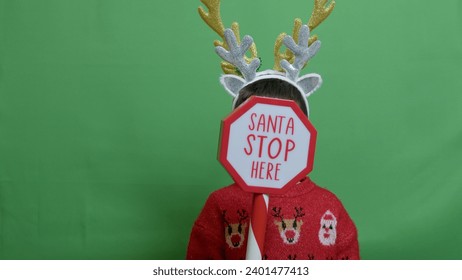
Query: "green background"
1 0 461 260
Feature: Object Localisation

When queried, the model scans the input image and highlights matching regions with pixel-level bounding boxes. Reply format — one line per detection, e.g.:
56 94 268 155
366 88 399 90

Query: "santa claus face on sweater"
318 210 337 246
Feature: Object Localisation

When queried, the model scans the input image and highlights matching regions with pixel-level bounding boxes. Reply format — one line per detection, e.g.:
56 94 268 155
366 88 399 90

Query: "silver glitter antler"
274 0 335 72
215 29 261 82
280 25 321 81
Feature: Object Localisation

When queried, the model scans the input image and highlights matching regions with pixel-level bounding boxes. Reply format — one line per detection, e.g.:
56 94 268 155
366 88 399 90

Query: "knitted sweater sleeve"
186 193 225 260
335 201 360 260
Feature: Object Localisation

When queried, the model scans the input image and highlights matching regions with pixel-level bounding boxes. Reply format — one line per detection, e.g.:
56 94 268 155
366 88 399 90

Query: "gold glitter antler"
274 0 335 72
198 0 225 46
308 0 336 30
198 0 258 75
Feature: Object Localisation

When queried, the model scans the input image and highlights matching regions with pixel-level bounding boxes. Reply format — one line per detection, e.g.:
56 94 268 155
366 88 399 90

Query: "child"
187 0 359 260
186 78 360 260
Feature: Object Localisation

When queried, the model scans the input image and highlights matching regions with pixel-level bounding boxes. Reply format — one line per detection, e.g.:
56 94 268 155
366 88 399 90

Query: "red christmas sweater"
186 177 359 260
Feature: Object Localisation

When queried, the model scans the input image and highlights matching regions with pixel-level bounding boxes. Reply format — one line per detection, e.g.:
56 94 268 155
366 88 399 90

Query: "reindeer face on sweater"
224 222 248 248
318 210 337 246
274 218 304 244
222 210 249 249
272 207 305 244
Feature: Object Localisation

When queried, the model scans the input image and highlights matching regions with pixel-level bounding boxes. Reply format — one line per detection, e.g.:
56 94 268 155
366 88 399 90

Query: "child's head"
234 78 309 116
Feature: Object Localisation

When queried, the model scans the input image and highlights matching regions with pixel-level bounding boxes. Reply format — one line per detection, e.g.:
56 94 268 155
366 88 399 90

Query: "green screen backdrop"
1 0 461 259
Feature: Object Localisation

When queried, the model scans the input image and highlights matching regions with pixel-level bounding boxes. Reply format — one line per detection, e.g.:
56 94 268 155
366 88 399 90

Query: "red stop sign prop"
218 96 317 194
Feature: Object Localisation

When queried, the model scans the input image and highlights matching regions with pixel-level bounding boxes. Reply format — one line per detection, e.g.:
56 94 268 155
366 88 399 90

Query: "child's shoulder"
275 177 339 199
296 178 350 210
311 181 342 200
210 183 242 195
206 183 252 206
310 181 356 219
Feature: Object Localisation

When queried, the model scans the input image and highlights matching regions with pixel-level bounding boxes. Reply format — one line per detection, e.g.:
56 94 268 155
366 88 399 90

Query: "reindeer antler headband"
199 0 335 116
